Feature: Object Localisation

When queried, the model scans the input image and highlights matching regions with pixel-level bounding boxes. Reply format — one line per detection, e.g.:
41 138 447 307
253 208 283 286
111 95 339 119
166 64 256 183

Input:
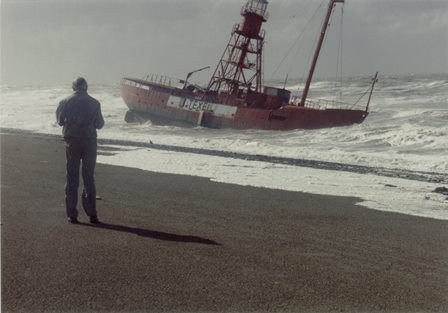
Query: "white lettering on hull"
167 96 236 118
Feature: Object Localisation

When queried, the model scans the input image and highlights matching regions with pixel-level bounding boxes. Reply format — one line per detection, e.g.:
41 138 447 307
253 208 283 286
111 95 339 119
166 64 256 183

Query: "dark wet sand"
1 131 448 313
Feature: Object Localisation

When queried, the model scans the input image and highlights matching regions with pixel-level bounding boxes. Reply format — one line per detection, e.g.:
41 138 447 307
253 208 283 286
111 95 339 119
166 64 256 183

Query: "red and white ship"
120 0 378 130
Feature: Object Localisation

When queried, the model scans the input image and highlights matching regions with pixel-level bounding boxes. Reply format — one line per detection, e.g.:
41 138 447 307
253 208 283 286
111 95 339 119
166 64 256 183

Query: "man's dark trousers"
65 137 98 219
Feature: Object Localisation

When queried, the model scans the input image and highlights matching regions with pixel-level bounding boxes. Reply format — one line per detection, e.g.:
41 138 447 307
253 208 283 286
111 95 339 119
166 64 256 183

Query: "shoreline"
2 131 448 312
2 127 447 184
3 127 448 221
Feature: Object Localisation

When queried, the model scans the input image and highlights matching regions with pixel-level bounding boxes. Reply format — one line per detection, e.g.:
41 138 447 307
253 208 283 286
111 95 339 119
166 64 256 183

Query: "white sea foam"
1 74 447 219
96 146 448 220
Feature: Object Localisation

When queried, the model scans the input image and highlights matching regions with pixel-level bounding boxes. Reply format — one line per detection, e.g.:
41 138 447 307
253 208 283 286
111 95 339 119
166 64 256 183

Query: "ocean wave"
1 74 447 174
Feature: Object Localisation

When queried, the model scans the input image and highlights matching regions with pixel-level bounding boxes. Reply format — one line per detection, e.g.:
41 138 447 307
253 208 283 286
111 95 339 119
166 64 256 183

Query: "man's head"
72 77 88 91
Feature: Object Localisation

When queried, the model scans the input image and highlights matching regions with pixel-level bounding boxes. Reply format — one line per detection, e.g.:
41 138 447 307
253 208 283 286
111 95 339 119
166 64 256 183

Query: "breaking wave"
1 74 447 174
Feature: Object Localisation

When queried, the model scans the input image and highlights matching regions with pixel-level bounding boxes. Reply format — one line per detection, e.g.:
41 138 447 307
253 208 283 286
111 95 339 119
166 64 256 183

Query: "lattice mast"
207 0 269 95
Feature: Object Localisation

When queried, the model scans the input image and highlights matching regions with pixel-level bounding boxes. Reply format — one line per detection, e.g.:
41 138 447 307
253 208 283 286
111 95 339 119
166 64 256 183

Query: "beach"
1 130 448 313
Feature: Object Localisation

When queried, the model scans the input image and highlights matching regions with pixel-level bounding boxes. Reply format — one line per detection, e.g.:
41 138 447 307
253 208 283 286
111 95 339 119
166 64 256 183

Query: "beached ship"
120 0 378 130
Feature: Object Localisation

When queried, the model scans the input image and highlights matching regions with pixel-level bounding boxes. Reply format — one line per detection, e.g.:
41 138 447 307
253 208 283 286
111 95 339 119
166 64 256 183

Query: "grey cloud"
1 0 447 85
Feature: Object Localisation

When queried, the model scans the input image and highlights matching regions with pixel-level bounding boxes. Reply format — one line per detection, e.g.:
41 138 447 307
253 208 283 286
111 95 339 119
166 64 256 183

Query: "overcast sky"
1 0 447 85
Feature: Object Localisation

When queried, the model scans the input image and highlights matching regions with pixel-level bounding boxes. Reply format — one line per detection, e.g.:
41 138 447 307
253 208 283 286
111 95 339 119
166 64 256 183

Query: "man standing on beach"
56 77 105 224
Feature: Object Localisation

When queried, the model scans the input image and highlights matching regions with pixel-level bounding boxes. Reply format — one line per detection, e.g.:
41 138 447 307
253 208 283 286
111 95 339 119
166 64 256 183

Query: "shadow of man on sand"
79 222 221 246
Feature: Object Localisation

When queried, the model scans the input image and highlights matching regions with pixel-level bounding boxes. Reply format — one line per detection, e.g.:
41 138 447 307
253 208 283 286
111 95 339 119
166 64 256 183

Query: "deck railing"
141 73 183 88
121 74 185 89
241 3 269 20
290 96 367 111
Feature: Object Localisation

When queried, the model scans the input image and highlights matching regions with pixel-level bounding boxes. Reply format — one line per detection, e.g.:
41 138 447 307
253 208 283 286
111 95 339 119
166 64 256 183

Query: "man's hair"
72 77 88 91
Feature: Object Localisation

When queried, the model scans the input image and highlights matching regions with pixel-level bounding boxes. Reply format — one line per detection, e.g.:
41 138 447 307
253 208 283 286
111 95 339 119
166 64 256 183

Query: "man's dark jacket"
56 90 104 139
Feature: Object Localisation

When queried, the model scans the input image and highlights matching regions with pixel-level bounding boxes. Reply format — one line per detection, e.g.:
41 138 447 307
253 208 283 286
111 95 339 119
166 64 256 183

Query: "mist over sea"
1 73 447 219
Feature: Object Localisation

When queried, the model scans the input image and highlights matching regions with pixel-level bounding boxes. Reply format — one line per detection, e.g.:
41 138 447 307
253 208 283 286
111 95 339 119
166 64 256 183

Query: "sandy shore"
1 130 448 313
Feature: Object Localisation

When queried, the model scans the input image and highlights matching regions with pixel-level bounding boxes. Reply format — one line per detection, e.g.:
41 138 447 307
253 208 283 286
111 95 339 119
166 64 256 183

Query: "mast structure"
300 0 345 106
207 0 269 96
366 72 379 112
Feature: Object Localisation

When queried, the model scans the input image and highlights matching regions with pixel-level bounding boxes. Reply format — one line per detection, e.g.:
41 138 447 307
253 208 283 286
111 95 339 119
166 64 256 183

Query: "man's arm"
56 101 65 126
95 102 105 129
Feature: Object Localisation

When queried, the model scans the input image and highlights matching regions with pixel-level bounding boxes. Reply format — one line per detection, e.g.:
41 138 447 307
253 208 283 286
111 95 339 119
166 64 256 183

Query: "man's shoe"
68 217 78 224
89 216 100 224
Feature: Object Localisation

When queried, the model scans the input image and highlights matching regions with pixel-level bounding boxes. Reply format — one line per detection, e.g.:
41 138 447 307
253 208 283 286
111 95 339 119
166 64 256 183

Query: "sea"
1 73 447 220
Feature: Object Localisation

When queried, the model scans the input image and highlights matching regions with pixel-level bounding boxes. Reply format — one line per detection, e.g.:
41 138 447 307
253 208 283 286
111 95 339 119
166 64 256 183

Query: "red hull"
120 79 368 130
